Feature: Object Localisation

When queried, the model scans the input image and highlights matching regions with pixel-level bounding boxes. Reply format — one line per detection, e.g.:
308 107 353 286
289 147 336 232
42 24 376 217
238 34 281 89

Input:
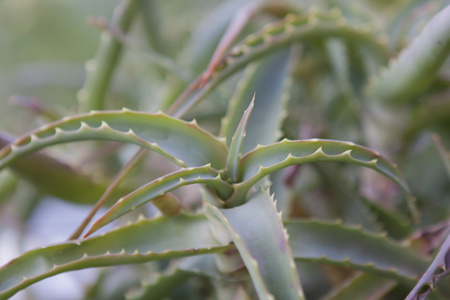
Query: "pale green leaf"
0 214 231 299
205 188 304 300
87 165 233 236
0 110 228 170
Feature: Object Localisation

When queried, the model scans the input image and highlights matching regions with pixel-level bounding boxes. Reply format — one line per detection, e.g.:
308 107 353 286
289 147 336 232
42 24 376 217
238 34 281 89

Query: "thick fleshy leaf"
0 109 228 170
86 165 233 236
368 5 450 104
286 220 429 283
0 214 231 299
205 188 304 300
169 9 388 117
230 139 417 220
126 255 223 300
0 133 129 204
323 273 395 300
220 48 292 154
224 98 254 181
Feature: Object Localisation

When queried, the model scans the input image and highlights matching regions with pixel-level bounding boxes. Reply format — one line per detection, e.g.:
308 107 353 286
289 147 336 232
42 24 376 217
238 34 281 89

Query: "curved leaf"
287 219 429 283
87 164 234 236
323 273 395 300
230 139 417 220
368 5 450 104
0 132 129 204
0 214 231 299
0 109 228 170
170 10 388 117
205 188 304 300
126 255 223 300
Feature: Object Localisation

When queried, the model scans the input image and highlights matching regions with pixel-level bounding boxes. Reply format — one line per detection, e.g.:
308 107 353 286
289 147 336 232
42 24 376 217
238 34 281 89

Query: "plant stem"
78 0 139 112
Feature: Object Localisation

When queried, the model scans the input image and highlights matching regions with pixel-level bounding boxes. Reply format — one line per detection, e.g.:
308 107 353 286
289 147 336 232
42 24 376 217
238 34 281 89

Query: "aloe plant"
0 1 449 299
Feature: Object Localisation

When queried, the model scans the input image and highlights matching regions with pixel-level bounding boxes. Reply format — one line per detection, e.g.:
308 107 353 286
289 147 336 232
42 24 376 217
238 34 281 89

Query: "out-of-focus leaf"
221 48 291 153
405 234 450 300
0 132 128 204
287 220 429 283
368 5 450 104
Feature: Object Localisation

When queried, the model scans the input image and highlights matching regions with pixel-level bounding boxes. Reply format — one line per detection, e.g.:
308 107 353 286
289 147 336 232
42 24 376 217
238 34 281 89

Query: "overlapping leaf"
206 188 304 300
229 139 417 220
0 109 228 170
0 214 231 299
86 164 233 236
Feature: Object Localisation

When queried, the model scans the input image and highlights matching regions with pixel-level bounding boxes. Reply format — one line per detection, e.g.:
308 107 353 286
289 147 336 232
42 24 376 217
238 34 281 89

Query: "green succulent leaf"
0 214 231 299
0 133 129 204
205 188 304 300
287 220 429 283
126 255 223 300
368 5 450 104
224 97 254 181
170 9 388 117
86 164 233 236
0 109 228 170
231 139 417 220
220 48 292 154
322 273 395 300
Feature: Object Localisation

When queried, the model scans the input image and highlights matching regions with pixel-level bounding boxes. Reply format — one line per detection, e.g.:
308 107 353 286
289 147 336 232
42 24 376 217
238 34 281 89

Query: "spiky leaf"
87 165 233 236
0 214 231 299
287 220 429 283
231 139 417 220
205 188 304 300
368 5 450 104
0 110 228 170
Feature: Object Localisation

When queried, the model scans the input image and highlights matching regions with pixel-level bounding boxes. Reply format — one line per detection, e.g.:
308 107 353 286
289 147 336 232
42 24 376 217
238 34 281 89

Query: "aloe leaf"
169 9 388 117
220 48 292 153
433 134 450 181
405 234 450 300
286 220 429 283
126 268 190 300
205 188 304 300
0 109 228 170
232 139 417 220
86 165 233 236
224 98 254 181
368 5 450 105
322 273 396 300
0 214 231 299
126 255 222 300
0 132 129 204
363 198 412 239
78 0 139 112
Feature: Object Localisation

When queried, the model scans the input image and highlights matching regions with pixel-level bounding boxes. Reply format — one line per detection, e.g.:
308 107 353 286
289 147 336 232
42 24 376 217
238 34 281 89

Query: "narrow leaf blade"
224 97 254 181
87 165 233 236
